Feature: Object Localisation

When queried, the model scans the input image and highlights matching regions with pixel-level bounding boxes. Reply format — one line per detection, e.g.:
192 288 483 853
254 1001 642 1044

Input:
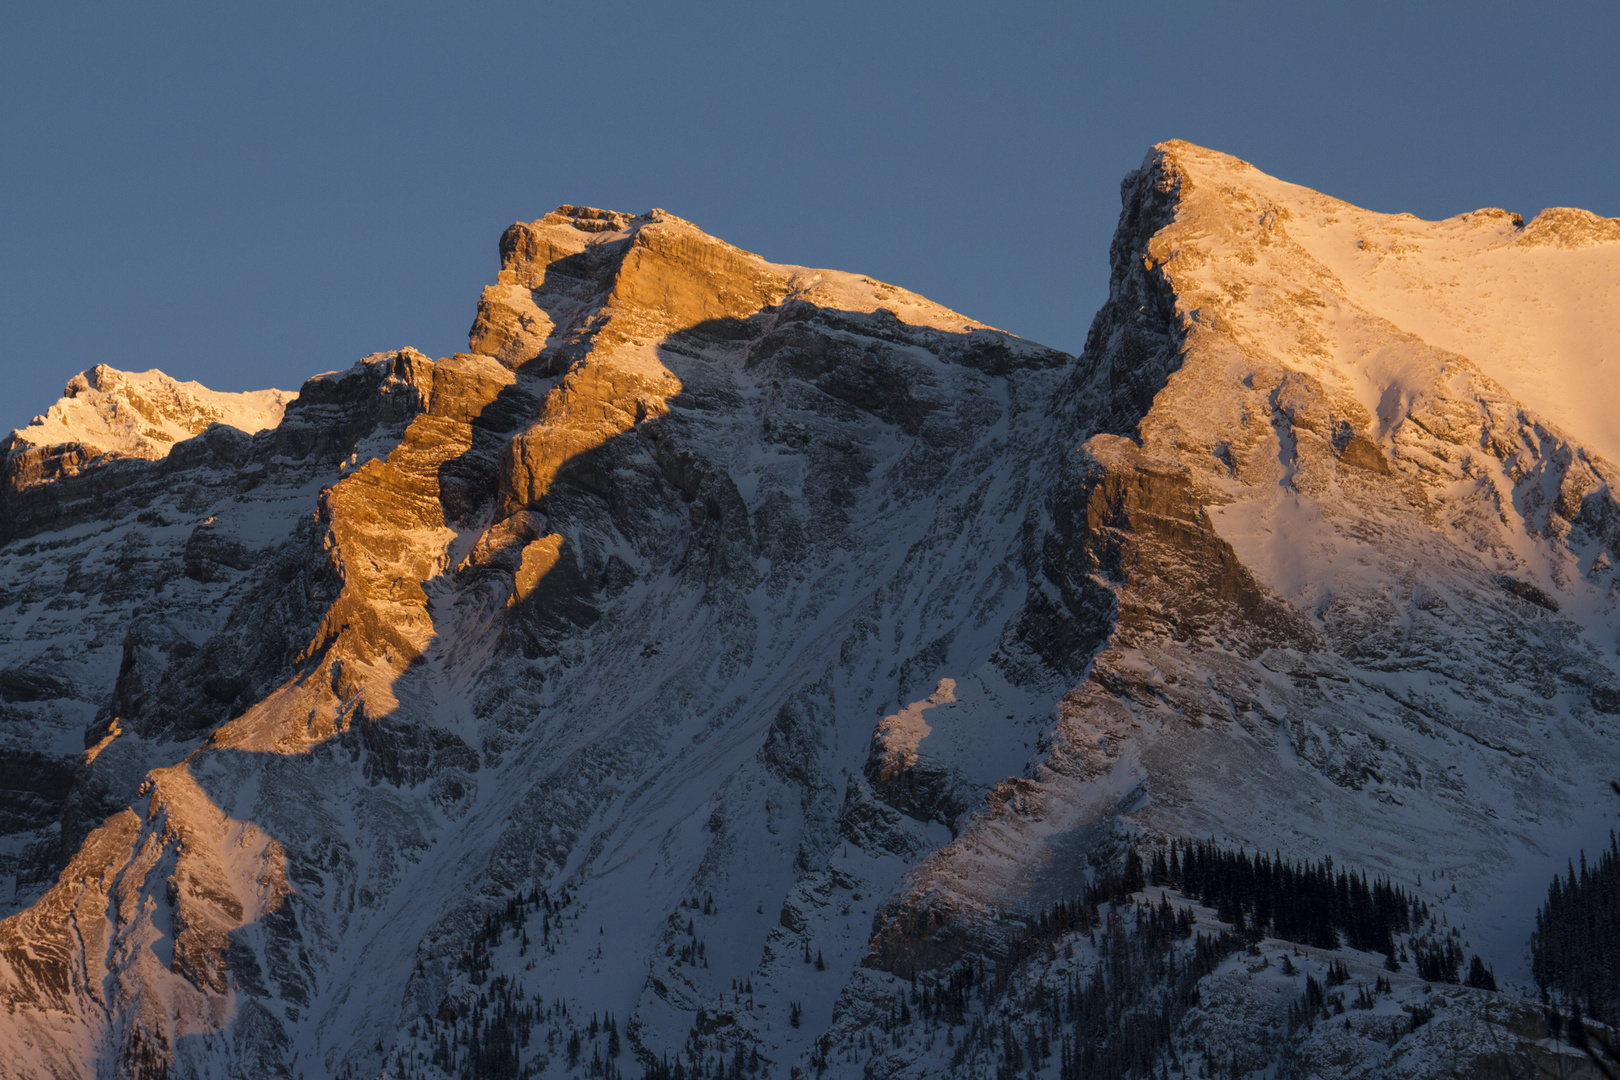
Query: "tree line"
1152 839 1426 955
1533 832 1620 1025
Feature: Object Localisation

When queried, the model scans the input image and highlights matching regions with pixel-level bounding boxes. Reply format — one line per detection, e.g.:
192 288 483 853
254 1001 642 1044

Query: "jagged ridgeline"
4 139 1620 1080
1533 835 1620 1024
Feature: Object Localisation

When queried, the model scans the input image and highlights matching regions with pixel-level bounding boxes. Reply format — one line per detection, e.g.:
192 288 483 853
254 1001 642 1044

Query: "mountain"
1 144 1617 1080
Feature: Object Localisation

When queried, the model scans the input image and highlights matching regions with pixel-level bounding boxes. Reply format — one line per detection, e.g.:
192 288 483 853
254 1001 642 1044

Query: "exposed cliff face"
0 205 1077 1079
1 150 1617 1080
859 143 1620 1078
2 367 295 547
12 365 293 463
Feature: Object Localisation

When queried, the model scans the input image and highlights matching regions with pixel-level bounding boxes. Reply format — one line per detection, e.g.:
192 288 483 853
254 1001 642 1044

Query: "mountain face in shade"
1 147 1617 1080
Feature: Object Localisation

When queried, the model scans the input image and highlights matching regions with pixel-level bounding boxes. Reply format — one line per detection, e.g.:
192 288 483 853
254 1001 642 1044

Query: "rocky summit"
1 144 1618 1080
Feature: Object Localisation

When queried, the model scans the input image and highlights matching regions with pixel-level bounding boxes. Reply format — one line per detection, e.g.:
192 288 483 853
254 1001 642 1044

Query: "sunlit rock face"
1 148 1619 1080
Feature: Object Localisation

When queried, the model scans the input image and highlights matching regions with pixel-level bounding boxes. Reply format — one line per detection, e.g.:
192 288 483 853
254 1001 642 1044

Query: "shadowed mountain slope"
1 148 1618 1079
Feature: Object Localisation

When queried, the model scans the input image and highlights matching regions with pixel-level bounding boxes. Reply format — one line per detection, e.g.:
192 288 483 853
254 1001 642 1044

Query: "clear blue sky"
3 3 1617 434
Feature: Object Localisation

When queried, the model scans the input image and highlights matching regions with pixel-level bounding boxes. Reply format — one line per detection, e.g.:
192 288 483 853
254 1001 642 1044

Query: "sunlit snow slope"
12 365 294 459
1 149 1619 1080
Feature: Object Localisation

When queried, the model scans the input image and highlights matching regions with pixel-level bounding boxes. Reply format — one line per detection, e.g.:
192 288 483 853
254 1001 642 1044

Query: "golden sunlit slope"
1149 140 1620 467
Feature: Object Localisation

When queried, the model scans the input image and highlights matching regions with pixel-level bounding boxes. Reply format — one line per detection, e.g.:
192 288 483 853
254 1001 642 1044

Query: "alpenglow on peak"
2 144 1619 1080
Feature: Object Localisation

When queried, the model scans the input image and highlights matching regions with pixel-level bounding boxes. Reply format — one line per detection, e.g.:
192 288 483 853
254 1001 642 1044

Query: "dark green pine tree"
1533 833 1620 1024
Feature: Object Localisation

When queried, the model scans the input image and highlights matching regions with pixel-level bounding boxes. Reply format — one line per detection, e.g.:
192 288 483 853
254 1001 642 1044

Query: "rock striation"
0 151 1618 1080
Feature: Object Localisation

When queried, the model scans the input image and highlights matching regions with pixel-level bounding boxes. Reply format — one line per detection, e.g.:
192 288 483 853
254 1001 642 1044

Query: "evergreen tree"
1532 833 1620 1024
1466 954 1498 992
1148 839 1420 956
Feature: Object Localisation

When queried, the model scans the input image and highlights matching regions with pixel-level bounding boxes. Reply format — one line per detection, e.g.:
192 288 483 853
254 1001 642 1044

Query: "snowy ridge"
862 143 1620 1077
0 154 1617 1080
1153 141 1620 474
12 364 294 459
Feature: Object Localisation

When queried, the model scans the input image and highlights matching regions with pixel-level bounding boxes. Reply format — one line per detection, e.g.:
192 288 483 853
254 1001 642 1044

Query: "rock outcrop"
1 150 1618 1080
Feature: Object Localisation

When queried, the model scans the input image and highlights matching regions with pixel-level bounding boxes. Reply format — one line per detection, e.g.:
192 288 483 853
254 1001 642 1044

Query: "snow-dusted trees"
1155 839 1424 953
1533 833 1620 1023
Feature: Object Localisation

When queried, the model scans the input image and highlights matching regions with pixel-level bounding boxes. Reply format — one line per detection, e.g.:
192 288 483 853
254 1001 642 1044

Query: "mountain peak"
10 364 293 461
1134 139 1620 468
467 204 1009 372
3 151 1619 1080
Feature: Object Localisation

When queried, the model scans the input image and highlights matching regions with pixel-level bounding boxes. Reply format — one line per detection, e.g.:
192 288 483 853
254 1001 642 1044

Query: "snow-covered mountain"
1 144 1617 1080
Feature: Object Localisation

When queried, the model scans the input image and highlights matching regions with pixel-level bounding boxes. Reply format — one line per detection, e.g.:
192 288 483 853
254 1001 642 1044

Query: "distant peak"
11 365 294 460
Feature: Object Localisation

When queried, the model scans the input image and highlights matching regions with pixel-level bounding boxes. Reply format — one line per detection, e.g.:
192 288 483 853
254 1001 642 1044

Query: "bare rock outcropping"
2 150 1619 1080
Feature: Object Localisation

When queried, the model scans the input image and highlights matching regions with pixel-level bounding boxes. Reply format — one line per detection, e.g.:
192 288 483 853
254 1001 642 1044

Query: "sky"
3 3 1617 436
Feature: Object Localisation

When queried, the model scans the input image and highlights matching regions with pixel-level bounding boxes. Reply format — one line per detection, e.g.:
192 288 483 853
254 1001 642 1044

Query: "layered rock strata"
0 152 1617 1080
